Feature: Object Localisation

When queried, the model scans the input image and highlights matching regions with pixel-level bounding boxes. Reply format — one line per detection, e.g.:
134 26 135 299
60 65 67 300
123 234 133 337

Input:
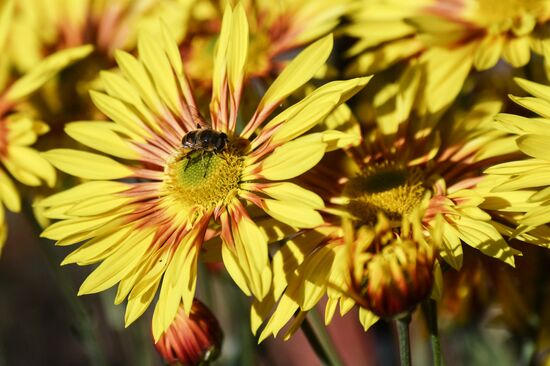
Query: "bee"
182 125 228 153
181 124 228 176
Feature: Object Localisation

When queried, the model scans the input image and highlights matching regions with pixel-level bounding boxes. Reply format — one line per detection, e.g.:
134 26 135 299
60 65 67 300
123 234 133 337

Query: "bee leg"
184 155 192 171
203 153 213 178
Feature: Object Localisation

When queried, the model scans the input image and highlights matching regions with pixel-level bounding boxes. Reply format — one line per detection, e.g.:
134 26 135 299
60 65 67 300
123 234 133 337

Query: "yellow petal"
454 217 519 266
78 229 154 295
42 149 133 180
430 260 443 301
228 213 272 300
211 5 232 112
358 308 379 331
486 159 547 175
138 30 181 115
65 122 140 160
440 221 463 270
99 71 158 132
7 146 56 187
269 77 371 144
0 0 14 52
227 3 248 93
41 214 124 242
125 278 161 327
61 226 134 266
114 50 164 117
260 182 324 209
496 169 550 191
221 242 252 296
263 199 323 228
502 37 531 67
153 238 199 341
509 95 550 118
521 205 550 227
38 181 129 209
473 35 503 70
258 35 333 110
160 21 183 75
66 194 135 217
0 169 20 212
258 295 299 342
514 77 550 104
256 137 326 180
89 91 150 141
424 43 475 112
517 134 550 160
5 45 93 102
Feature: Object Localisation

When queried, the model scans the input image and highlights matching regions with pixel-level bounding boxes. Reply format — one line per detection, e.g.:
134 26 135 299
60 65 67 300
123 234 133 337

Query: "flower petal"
254 137 326 181
259 182 324 209
65 122 140 160
263 199 323 228
269 77 371 144
6 45 93 102
42 149 133 180
78 229 155 295
258 34 333 110
0 169 20 212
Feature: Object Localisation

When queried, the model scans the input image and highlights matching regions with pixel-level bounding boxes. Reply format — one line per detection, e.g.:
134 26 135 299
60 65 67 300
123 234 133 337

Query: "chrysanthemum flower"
254 66 544 340
346 213 438 318
9 0 192 126
181 0 352 87
346 0 550 112
485 74 550 231
39 4 370 340
11 0 190 70
0 1 92 254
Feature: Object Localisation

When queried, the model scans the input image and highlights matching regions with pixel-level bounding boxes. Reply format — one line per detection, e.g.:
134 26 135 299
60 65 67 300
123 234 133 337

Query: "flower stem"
395 314 412 366
301 309 344 366
422 299 443 366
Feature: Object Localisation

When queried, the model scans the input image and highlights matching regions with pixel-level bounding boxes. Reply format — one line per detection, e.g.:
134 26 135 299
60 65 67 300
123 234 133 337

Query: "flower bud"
154 299 223 366
348 213 436 318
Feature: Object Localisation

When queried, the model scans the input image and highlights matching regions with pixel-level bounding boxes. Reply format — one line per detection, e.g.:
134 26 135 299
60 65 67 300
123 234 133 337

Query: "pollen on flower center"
344 164 426 223
164 149 243 212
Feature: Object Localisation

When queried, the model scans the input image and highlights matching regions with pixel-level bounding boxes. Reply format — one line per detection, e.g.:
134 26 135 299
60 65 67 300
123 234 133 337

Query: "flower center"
344 164 426 223
164 149 243 212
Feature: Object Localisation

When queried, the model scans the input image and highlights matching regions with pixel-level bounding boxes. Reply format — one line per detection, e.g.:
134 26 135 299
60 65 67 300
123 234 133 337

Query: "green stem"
395 314 412 366
301 309 344 366
422 300 443 366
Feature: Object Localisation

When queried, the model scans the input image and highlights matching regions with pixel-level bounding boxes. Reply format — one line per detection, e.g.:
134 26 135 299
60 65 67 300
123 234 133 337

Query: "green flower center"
164 149 243 212
344 164 426 223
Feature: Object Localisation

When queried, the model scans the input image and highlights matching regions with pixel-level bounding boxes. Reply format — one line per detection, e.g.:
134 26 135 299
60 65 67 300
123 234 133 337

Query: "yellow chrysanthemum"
0 1 93 254
254 64 547 341
486 75 550 231
11 0 192 71
181 0 352 87
346 0 550 112
39 5 370 340
9 0 193 127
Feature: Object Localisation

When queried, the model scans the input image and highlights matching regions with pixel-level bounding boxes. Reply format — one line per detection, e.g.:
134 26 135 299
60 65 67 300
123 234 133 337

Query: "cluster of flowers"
3 0 550 364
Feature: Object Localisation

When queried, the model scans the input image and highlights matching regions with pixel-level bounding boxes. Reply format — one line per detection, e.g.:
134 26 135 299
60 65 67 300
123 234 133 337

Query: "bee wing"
187 105 209 130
